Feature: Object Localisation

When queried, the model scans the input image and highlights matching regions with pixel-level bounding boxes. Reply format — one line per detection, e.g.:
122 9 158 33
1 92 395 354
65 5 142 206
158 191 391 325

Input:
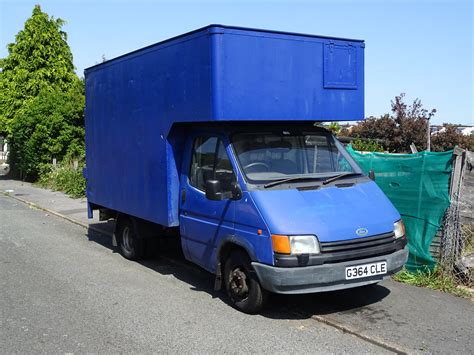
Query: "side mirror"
205 180 224 200
368 170 375 181
205 180 242 201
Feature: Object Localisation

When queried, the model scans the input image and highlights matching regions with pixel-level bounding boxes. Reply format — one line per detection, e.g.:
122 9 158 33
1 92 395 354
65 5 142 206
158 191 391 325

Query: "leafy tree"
8 85 84 180
390 93 435 152
0 5 84 180
349 94 435 153
431 125 473 152
349 114 397 149
326 122 341 135
348 95 471 153
0 5 79 135
351 138 384 152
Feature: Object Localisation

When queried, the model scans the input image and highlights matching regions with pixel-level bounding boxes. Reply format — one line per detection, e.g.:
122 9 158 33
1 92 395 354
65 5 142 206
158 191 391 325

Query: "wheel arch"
214 237 257 291
112 212 126 247
113 213 163 246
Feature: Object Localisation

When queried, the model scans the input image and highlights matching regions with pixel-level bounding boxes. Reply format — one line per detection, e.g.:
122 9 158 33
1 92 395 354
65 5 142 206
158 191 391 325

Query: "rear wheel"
116 216 146 260
224 250 267 314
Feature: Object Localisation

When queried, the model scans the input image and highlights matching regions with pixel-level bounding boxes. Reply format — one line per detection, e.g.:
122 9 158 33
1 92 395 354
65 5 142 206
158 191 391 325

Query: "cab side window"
214 140 236 191
189 136 236 192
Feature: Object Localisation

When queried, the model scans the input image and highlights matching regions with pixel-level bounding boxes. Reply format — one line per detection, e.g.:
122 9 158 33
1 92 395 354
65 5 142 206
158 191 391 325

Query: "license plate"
345 261 387 280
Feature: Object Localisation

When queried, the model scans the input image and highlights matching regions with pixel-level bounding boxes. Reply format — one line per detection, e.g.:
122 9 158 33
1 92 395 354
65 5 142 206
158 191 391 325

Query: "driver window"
215 140 236 191
189 136 236 191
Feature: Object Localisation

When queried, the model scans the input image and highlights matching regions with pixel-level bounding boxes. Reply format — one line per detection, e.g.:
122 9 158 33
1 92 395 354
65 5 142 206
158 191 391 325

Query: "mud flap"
87 201 93 219
214 261 222 291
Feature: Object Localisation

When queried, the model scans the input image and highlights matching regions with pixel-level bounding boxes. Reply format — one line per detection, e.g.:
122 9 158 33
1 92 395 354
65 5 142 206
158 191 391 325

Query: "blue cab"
84 25 408 313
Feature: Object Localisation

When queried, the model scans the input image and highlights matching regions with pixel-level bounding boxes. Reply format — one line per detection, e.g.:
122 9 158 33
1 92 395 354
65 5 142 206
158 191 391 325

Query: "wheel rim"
229 267 249 302
122 226 132 252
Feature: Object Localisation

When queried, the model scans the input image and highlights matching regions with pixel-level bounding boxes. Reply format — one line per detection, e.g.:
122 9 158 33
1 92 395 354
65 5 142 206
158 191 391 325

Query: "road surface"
0 194 389 353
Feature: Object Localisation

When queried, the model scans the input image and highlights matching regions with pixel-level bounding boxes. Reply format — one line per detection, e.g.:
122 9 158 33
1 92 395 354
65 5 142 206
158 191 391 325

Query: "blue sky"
1 0 473 124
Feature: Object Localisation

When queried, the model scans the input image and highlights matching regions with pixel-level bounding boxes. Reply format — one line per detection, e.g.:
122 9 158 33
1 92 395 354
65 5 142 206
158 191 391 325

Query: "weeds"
393 267 472 298
37 160 85 198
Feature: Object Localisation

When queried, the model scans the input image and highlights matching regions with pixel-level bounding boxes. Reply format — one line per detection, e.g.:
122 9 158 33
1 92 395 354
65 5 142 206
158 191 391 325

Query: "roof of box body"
84 24 364 73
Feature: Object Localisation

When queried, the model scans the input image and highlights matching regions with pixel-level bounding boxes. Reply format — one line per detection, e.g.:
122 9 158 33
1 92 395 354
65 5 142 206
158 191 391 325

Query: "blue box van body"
85 25 408 311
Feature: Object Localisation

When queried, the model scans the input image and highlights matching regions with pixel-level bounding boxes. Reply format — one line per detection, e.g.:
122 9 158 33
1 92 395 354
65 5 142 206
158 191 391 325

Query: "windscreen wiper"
322 172 362 185
263 176 322 189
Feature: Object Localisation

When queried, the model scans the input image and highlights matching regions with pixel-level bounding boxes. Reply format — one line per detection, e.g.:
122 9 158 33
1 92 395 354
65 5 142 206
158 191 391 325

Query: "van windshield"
232 131 362 184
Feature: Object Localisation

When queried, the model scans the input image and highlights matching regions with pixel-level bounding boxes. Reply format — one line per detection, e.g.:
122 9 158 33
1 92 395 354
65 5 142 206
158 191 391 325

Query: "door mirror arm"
230 181 242 200
368 170 375 181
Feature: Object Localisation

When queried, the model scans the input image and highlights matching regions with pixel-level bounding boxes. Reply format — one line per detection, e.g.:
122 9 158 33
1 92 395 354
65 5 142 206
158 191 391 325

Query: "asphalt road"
0 195 390 353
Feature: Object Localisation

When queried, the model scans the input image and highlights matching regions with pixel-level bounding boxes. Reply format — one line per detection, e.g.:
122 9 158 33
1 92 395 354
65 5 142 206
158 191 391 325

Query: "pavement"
1 176 473 353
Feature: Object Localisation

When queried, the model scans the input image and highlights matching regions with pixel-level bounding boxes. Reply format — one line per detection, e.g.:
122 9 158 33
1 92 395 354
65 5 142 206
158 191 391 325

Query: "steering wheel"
243 162 270 172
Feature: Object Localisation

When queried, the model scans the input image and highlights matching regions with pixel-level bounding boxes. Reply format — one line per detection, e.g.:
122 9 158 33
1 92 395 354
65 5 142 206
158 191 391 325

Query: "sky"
1 0 473 125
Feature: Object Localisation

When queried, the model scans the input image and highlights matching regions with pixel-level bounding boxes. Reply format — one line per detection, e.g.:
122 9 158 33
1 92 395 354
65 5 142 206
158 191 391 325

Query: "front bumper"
252 246 409 294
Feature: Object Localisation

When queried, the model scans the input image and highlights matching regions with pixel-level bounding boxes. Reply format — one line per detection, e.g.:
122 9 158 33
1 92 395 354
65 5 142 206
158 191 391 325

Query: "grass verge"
393 267 472 298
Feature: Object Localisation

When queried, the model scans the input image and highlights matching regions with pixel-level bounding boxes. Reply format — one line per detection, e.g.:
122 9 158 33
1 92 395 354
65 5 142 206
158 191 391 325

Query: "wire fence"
439 149 473 286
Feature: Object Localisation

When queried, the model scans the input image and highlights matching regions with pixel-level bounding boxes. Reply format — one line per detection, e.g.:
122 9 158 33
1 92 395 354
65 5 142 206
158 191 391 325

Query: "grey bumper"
252 247 409 294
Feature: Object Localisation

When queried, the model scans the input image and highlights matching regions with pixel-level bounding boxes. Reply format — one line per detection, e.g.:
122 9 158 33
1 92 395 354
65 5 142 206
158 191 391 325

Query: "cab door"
179 135 237 272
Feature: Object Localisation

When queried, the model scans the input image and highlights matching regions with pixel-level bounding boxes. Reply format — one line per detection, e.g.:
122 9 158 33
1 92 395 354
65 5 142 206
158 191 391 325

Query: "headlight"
271 234 320 254
394 220 405 239
289 235 320 254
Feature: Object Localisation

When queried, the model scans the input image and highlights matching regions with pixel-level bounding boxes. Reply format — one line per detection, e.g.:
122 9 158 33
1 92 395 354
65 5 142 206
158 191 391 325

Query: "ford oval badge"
356 228 368 237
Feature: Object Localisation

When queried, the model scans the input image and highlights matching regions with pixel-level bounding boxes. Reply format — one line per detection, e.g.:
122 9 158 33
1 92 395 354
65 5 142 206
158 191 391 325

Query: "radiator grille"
320 232 396 254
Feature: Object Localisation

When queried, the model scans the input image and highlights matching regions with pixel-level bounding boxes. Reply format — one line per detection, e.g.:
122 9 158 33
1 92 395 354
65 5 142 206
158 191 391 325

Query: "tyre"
116 216 146 261
224 250 268 314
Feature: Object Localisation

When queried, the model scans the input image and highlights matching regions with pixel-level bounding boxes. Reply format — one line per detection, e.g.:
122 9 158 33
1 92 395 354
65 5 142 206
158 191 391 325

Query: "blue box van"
84 25 408 313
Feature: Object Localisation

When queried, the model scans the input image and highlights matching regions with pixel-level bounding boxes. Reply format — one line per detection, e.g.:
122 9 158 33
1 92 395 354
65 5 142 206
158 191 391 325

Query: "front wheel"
224 250 268 314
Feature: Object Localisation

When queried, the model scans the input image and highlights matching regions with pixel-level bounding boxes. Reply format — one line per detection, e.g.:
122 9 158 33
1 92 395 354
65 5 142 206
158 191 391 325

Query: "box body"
84 25 365 226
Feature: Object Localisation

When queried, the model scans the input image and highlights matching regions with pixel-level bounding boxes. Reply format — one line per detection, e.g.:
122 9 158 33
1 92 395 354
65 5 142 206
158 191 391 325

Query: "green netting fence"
347 146 453 272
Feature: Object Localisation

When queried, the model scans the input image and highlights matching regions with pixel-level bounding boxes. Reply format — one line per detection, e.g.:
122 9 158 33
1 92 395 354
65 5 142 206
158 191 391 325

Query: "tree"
350 138 384 152
390 93 435 152
431 125 472 152
8 86 84 180
0 5 84 179
349 94 436 153
350 114 397 149
0 5 79 135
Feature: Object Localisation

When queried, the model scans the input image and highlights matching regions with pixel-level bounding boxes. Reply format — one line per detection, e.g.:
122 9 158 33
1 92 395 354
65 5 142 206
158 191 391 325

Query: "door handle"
181 189 186 204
